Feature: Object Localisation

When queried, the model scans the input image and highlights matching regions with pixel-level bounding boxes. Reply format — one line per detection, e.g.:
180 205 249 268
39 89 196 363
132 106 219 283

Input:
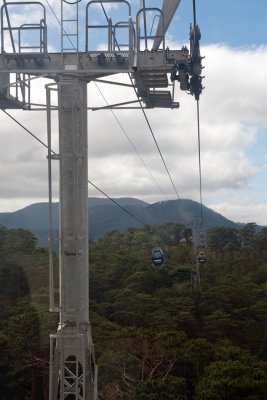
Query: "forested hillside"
0 223 266 399
0 198 240 246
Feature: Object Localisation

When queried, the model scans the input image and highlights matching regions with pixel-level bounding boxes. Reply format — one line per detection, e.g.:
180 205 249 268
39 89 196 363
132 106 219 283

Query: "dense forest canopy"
0 222 266 399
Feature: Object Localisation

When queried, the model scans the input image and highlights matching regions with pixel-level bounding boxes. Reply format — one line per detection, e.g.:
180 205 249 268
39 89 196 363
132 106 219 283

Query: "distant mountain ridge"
0 197 240 246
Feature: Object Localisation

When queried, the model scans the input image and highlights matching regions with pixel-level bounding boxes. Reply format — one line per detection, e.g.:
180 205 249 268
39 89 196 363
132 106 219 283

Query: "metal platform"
142 90 179 109
133 69 178 109
0 1 202 110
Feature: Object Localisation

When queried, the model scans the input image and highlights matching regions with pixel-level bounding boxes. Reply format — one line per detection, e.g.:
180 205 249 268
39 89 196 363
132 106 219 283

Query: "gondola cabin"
151 247 164 267
197 251 206 264
200 231 206 246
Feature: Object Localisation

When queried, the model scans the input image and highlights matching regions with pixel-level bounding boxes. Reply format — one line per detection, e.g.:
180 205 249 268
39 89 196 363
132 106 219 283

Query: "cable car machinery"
0 0 204 399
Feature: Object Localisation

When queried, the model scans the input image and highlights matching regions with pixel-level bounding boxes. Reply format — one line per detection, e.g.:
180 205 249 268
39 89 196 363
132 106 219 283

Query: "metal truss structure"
0 1 203 399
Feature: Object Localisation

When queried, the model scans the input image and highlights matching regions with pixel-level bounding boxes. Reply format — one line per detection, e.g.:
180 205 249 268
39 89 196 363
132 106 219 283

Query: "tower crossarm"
0 0 202 110
0 46 191 109
0 47 188 73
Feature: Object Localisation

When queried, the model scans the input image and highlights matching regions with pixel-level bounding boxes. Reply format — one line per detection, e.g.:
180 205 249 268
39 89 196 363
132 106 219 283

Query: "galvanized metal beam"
152 0 182 50
48 78 98 400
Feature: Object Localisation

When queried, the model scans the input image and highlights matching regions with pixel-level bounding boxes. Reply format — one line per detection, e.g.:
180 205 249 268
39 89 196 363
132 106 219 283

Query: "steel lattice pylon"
0 1 204 399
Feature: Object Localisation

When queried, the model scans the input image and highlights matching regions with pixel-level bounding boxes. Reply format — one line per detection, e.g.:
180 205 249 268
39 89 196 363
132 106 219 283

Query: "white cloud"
210 199 267 226
0 37 267 225
201 44 267 124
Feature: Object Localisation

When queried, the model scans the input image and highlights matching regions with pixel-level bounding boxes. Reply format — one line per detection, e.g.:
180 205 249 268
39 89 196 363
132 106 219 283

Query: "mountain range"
0 197 241 247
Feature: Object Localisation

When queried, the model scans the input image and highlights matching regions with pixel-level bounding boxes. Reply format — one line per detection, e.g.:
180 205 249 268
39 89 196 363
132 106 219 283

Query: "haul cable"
2 109 147 228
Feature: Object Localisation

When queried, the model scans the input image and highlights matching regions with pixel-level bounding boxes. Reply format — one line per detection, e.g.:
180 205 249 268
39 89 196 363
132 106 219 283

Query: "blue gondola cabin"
151 248 164 267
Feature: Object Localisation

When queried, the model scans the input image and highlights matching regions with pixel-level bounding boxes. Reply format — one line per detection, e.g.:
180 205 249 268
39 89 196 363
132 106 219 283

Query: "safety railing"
1 1 47 54
85 0 134 57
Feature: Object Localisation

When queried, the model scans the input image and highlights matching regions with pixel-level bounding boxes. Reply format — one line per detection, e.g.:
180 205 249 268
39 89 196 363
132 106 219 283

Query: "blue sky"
0 0 267 226
167 0 267 225
175 0 267 47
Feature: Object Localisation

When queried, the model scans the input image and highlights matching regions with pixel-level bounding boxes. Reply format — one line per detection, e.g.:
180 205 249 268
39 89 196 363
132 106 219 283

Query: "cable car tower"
0 1 203 399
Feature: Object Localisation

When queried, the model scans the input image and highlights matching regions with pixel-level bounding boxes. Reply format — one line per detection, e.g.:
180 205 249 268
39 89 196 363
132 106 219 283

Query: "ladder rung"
62 2 79 54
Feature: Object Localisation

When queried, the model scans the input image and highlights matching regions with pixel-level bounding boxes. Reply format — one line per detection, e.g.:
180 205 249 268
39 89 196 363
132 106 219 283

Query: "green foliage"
0 227 55 400
0 227 37 252
195 358 267 400
89 223 267 399
1 222 267 399
207 226 240 253
240 222 257 247
124 376 187 400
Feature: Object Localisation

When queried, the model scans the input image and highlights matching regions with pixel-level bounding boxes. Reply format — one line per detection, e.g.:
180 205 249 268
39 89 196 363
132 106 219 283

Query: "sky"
1 0 267 226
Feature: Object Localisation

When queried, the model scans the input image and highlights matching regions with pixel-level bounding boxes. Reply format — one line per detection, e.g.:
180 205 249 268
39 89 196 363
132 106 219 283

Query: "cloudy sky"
1 0 267 226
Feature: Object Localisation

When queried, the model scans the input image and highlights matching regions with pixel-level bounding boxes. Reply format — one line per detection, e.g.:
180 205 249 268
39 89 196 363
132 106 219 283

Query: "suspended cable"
196 100 203 228
3 110 49 149
1 110 148 228
45 0 169 200
16 1 170 228
45 0 77 51
192 0 204 230
192 98 205 287
128 74 181 200
3 2 186 229
93 81 168 200
94 1 181 201
87 180 146 226
192 0 197 30
141 105 180 201
47 0 182 204
45 0 61 26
